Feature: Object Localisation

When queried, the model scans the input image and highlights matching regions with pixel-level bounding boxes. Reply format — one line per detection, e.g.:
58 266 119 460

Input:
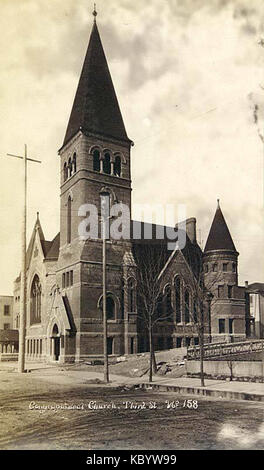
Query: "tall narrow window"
185 290 190 323
67 195 71 244
228 285 233 299
106 296 115 320
164 285 173 321
63 162 67 182
229 318 234 334
219 319 225 334
68 158 72 178
128 278 135 312
175 277 181 323
121 280 124 318
30 275 42 324
114 156 121 176
103 153 111 174
72 153 76 173
93 150 100 172
156 293 163 318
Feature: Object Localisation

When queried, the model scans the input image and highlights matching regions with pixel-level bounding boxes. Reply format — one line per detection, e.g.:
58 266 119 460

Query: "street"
0 369 263 450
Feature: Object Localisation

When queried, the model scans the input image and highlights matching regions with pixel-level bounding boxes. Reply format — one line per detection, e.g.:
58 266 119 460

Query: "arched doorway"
51 324 60 361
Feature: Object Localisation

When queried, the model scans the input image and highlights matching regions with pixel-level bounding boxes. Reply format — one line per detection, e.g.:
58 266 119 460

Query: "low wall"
186 359 264 381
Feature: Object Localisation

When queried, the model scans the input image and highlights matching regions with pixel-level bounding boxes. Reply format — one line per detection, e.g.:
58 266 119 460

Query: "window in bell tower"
114 155 121 177
103 152 111 174
67 195 72 244
93 150 100 172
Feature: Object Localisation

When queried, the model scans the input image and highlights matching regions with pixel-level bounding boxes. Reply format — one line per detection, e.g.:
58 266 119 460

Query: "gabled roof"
25 216 59 269
45 232 60 260
204 202 237 253
63 21 130 147
26 214 45 269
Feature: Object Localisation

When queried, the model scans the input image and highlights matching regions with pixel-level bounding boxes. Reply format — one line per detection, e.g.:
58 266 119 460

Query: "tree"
132 242 170 382
181 246 221 387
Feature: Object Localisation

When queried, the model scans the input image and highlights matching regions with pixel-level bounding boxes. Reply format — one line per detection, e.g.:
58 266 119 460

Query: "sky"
1 0 264 294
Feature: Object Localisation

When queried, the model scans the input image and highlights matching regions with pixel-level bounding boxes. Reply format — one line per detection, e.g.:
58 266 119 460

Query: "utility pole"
7 145 41 373
100 192 110 383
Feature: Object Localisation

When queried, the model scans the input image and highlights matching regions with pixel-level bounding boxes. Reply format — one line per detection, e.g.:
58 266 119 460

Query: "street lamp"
206 291 214 343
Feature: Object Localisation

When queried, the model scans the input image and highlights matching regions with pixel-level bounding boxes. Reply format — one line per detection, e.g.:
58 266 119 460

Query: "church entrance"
51 324 60 361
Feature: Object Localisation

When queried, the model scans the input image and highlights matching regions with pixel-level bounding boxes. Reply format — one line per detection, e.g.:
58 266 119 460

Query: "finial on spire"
217 199 220 208
93 3 97 22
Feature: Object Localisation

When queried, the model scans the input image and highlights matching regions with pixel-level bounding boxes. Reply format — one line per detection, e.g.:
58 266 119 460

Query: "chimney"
245 281 248 288
186 218 196 244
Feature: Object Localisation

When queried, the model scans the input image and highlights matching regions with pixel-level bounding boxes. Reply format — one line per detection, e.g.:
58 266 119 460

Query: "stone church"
13 16 247 363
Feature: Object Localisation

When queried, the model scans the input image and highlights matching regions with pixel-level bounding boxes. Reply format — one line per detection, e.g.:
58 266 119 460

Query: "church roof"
204 202 236 253
45 232 60 260
63 21 130 147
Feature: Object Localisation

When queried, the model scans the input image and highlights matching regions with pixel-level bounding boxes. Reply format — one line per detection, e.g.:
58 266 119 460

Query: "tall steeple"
204 200 237 253
63 13 130 147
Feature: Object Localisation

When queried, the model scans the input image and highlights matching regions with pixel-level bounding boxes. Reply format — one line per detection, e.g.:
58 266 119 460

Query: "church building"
13 13 247 363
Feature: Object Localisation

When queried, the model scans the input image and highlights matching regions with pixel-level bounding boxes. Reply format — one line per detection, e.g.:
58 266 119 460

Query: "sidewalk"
138 376 264 402
1 361 264 402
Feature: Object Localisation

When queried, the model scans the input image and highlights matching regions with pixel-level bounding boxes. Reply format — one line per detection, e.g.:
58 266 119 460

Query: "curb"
138 382 264 402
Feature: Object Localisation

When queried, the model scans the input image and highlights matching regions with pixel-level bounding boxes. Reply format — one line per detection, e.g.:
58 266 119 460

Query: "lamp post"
206 291 213 343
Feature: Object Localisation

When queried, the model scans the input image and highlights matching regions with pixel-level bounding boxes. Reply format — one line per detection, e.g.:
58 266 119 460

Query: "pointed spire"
204 201 237 253
63 18 130 147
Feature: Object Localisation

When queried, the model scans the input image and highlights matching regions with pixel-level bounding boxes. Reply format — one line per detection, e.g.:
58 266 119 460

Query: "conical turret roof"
204 201 237 253
63 21 130 147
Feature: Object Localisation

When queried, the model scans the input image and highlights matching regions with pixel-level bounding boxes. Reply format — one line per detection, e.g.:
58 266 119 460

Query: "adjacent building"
245 283 264 339
0 296 14 330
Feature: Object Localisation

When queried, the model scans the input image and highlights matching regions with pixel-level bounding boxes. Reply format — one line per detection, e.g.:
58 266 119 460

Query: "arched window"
67 195 71 244
185 289 190 323
175 276 181 323
52 324 59 336
93 150 100 172
121 280 124 318
164 285 173 321
68 158 72 178
128 278 136 312
103 152 111 174
156 293 163 318
63 162 67 182
114 156 121 177
72 153 76 173
106 296 115 320
30 274 42 324
99 295 115 320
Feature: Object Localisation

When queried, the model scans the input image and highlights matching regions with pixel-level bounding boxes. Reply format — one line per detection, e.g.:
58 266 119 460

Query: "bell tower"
56 10 134 360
